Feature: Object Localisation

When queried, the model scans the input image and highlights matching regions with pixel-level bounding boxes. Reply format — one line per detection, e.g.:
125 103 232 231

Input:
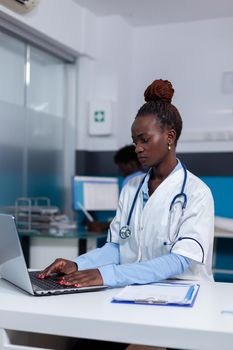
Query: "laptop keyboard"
29 271 72 290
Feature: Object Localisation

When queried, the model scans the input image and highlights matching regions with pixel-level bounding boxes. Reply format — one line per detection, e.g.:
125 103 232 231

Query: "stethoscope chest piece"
119 225 131 239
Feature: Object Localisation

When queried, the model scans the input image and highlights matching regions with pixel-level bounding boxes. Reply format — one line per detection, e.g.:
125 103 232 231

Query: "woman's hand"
36 258 77 279
58 269 103 287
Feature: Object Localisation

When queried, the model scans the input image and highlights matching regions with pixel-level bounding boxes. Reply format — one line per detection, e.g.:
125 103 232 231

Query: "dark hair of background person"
114 144 140 165
136 79 182 145
114 144 143 178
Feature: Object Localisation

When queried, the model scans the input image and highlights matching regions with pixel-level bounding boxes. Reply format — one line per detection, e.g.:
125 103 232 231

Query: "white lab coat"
107 167 215 282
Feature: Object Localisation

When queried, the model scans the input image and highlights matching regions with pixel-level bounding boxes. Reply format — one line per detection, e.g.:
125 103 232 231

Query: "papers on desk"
112 282 200 307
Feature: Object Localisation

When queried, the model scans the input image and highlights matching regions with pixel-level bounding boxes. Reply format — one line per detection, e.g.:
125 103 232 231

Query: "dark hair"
136 79 182 143
114 144 140 164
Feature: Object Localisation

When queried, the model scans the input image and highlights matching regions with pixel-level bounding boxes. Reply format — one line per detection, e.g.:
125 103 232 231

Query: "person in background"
86 144 143 232
114 144 144 188
38 79 214 350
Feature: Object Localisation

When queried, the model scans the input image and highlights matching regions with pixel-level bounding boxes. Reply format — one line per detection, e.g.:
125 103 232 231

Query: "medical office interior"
0 0 233 347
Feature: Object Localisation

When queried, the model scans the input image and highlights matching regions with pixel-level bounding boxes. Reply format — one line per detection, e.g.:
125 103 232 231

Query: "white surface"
73 0 233 27
215 216 233 233
29 238 78 269
77 15 233 151
0 279 233 349
74 176 119 211
132 17 233 153
222 301 233 314
222 71 233 94
29 236 99 269
215 230 233 239
0 0 97 56
2 1 233 151
214 217 233 238
113 282 198 305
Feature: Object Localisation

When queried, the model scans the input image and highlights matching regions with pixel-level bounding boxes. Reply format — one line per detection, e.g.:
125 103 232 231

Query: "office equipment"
112 282 199 307
0 214 107 296
2 197 77 235
73 176 119 211
89 100 113 135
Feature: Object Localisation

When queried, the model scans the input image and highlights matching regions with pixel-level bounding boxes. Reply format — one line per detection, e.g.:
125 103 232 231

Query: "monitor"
73 176 119 211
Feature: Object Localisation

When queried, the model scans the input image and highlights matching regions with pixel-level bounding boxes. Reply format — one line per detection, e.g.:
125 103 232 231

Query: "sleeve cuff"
73 256 88 270
98 265 116 287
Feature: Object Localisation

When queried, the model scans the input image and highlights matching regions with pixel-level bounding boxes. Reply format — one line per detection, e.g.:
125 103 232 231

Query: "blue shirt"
122 171 144 188
75 161 191 287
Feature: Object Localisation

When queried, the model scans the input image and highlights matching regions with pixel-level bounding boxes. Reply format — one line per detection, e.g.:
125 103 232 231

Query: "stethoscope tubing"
171 237 205 263
126 174 147 226
126 163 187 228
119 163 205 262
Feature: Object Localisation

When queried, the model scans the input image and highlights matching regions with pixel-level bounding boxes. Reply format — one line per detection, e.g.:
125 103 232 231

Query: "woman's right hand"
36 258 77 279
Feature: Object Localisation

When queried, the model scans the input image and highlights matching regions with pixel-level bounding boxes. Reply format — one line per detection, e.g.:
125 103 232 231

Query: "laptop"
0 214 108 296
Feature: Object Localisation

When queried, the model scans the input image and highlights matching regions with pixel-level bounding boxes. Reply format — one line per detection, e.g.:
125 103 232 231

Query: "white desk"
0 279 233 350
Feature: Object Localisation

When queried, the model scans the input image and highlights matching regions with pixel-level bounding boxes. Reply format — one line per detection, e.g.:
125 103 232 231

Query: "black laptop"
0 214 107 296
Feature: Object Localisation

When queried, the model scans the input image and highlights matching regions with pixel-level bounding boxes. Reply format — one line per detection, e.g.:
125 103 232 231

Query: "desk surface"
0 279 233 350
18 228 107 240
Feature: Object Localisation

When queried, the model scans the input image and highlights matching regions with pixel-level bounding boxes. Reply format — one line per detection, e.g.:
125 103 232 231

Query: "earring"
168 144 171 151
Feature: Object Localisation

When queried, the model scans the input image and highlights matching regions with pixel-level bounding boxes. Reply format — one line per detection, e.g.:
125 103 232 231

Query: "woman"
38 79 214 287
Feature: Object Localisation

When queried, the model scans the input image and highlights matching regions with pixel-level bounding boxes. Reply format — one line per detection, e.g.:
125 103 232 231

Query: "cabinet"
213 218 233 282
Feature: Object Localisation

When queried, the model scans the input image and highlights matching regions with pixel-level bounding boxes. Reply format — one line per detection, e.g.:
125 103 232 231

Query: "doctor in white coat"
38 79 214 289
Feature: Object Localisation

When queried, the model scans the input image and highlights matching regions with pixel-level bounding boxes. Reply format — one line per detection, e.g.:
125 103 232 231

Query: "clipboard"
112 282 200 307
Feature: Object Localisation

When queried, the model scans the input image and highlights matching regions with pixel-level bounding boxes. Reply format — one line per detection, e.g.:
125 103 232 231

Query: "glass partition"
27 46 65 118
0 101 25 205
0 32 25 106
27 109 64 208
0 30 68 210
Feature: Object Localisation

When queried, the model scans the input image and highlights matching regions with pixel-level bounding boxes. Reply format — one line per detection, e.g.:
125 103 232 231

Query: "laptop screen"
0 214 108 296
0 214 34 294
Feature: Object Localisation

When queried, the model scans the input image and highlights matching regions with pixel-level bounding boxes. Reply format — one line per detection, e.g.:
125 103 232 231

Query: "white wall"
0 1 134 151
77 15 233 152
76 16 134 151
131 17 233 152
1 1 233 152
0 0 98 57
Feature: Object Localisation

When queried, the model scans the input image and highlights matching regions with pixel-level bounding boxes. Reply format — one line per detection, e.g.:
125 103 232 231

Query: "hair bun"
144 79 174 103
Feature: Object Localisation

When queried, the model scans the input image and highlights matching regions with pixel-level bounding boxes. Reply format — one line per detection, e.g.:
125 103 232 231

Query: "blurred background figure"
114 144 143 188
87 144 143 233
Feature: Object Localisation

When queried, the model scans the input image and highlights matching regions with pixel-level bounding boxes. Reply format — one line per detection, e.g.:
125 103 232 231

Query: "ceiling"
73 0 233 26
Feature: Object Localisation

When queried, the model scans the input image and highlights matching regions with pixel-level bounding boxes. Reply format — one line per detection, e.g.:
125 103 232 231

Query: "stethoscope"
119 163 205 263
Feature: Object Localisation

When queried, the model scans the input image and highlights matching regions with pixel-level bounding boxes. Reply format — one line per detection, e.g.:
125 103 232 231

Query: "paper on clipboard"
112 282 199 307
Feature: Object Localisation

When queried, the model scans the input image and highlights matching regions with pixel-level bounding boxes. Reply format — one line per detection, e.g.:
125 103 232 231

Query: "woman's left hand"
57 269 103 287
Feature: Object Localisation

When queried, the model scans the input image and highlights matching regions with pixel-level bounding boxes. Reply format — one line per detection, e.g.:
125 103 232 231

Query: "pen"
221 310 233 314
77 202 94 222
